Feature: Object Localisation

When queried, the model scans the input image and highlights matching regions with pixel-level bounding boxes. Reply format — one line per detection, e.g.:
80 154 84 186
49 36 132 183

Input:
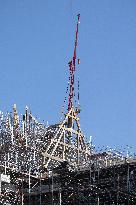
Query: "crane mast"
68 14 80 112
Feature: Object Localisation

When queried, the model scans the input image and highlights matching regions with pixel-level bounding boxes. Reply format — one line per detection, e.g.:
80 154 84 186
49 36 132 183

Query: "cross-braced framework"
0 103 91 170
0 105 136 205
0 103 92 204
42 107 91 168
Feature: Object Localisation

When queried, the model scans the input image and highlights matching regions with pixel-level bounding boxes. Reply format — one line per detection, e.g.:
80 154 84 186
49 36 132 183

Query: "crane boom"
68 14 80 111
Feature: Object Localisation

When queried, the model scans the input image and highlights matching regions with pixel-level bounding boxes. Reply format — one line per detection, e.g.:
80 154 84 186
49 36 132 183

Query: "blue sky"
0 1 136 154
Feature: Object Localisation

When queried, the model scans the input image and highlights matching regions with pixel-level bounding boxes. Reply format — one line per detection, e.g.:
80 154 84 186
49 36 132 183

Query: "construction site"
0 14 136 205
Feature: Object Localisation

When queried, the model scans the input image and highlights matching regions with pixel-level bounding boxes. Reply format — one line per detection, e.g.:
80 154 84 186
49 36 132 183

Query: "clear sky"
0 1 136 154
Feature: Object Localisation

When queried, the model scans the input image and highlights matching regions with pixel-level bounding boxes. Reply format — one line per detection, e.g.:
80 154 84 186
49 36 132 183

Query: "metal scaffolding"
0 14 135 205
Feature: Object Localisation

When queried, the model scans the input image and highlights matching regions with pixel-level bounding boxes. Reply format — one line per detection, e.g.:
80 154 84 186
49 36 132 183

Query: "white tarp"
1 174 10 183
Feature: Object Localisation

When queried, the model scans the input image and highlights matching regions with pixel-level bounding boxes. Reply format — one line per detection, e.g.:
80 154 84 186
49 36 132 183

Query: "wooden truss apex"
42 107 91 169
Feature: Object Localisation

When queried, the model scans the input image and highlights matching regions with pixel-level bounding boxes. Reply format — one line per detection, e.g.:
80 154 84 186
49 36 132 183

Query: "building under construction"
0 15 136 205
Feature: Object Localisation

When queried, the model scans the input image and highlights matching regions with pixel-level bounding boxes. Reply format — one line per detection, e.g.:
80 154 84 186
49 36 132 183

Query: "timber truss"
42 107 91 168
0 105 91 175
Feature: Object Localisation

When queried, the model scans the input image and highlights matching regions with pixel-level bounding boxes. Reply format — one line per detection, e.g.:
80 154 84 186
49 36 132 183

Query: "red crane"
68 14 80 112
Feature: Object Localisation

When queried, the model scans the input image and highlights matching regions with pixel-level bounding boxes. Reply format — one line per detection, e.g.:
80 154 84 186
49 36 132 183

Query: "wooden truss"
42 107 91 168
0 105 91 174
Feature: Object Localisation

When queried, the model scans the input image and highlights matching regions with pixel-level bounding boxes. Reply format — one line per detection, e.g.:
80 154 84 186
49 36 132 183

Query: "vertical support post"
34 151 35 161
59 188 61 205
77 133 79 165
127 164 130 204
11 126 14 145
48 170 51 204
127 164 130 192
5 154 6 174
7 152 9 167
62 131 65 160
97 196 99 205
97 163 100 205
40 171 42 205
90 162 92 184
117 174 119 205
51 170 54 205
29 168 31 205
21 175 24 205
15 152 18 169
26 133 28 147
0 171 1 195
